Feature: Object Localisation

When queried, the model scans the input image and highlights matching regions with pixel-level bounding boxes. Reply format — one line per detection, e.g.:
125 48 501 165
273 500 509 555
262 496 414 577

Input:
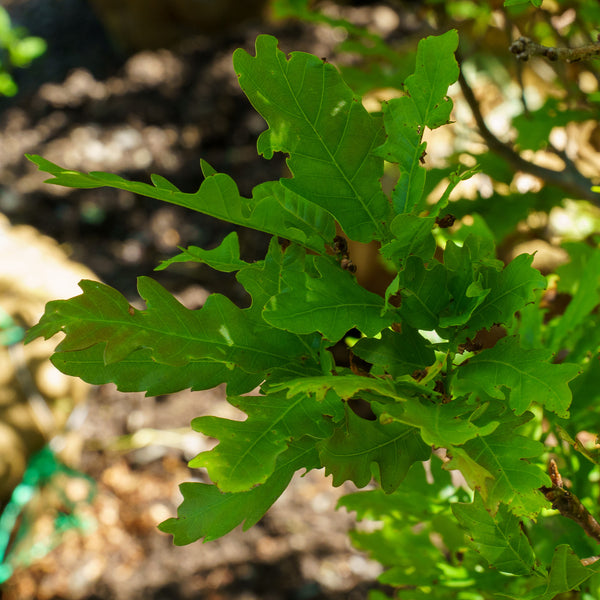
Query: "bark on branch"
456 68 599 204
510 36 600 63
541 459 600 546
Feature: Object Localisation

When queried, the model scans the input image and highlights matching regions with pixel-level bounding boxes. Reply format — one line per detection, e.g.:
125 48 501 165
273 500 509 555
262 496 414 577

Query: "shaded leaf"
438 236 495 328
381 214 436 268
352 327 436 379
465 253 547 334
549 247 600 352
531 544 600 600
514 98 592 151
318 405 430 492
394 256 451 330
263 255 395 340
452 493 538 576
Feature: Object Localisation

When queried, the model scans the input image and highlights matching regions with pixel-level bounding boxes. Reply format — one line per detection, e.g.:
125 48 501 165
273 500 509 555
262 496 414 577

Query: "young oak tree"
25 27 600 599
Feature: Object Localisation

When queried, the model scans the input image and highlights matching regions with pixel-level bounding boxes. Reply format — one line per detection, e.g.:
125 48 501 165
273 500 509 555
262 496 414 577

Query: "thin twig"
541 459 600 545
510 36 600 63
456 66 599 204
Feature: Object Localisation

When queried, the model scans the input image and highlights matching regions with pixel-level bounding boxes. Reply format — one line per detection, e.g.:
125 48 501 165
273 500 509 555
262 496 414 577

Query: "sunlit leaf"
453 335 580 417
233 34 391 242
190 391 343 492
159 439 321 544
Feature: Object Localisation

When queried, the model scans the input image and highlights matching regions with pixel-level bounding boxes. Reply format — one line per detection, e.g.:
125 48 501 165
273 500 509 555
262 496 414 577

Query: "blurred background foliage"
0 5 45 96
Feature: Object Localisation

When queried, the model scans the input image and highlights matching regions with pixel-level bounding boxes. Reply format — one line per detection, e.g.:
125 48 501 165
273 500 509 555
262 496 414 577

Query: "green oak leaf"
233 34 391 242
26 155 334 252
453 335 581 417
318 405 430 493
190 391 343 492
439 236 495 328
549 247 600 352
352 327 436 379
156 231 249 272
394 256 451 330
263 255 395 340
159 439 321 544
446 412 550 518
269 373 407 402
375 30 459 214
339 456 462 522
380 214 436 268
381 397 500 447
522 544 600 600
465 253 546 334
452 492 538 576
50 345 262 396
514 98 592 152
25 277 317 376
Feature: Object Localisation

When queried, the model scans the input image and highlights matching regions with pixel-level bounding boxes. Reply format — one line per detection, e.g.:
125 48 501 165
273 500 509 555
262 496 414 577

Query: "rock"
0 213 96 500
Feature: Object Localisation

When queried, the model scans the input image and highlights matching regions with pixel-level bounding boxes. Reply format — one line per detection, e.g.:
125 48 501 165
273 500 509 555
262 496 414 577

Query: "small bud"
332 235 348 255
341 258 356 273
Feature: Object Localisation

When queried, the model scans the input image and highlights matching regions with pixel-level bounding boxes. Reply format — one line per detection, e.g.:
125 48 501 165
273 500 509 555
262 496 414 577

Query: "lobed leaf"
438 236 494 328
446 412 550 518
50 345 261 396
26 155 334 252
464 253 547 334
380 214 436 268
263 255 396 340
452 493 538 576
453 335 581 417
526 544 600 600
159 439 321 544
381 397 500 447
156 231 250 273
233 34 391 242
393 256 451 330
352 327 436 380
190 391 343 492
269 373 408 403
318 405 430 493
339 457 461 522
26 277 318 378
548 247 600 352
376 30 459 214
